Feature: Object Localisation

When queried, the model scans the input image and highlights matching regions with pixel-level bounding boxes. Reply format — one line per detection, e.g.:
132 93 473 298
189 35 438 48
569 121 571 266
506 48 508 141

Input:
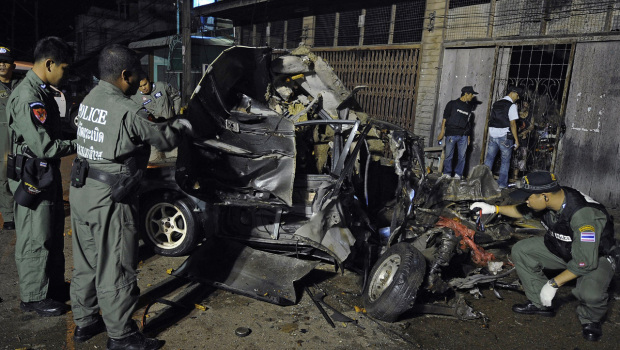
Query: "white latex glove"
469 202 496 215
540 280 558 307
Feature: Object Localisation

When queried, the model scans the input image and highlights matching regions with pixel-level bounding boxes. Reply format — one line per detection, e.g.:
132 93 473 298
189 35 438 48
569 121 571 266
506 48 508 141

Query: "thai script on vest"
77 144 103 160
76 103 107 160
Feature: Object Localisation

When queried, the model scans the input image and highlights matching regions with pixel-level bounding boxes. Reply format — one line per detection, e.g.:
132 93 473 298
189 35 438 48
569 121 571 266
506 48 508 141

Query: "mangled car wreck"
139 46 531 323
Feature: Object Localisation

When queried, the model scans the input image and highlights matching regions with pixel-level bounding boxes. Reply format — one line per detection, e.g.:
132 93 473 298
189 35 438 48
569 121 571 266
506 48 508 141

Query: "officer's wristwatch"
549 278 559 288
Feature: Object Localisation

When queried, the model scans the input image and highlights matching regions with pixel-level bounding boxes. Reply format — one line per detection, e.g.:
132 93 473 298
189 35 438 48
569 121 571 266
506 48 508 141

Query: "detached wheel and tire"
141 196 202 257
363 243 426 322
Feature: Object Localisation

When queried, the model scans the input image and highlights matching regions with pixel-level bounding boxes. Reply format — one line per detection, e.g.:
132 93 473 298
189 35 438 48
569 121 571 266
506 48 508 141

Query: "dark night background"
2 0 118 61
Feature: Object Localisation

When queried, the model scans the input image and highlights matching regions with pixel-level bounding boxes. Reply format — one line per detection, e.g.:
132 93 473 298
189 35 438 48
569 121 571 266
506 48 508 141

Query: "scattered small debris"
280 323 298 333
235 327 251 337
354 305 366 313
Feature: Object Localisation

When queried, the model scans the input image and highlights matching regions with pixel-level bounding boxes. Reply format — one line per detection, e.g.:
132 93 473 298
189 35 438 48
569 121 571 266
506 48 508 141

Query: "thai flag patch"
580 232 595 242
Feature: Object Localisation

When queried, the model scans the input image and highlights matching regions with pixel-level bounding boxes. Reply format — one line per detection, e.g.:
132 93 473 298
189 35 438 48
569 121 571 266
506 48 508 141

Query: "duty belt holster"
70 157 143 203
6 153 28 181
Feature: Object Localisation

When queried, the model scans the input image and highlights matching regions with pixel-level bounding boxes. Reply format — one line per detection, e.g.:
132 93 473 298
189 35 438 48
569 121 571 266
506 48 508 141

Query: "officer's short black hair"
98 44 141 82
33 36 73 64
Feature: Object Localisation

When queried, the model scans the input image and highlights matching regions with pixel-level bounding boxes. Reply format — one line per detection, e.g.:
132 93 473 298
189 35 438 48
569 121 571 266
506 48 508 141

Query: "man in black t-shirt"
437 86 477 180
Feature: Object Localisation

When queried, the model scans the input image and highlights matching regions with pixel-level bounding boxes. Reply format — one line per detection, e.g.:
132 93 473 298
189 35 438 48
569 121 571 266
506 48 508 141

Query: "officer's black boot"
582 322 602 341
74 315 106 343
2 221 15 230
106 331 164 350
19 298 68 316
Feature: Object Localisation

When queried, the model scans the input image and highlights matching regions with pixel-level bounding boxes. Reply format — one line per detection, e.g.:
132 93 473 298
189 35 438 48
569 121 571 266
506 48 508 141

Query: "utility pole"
182 0 192 106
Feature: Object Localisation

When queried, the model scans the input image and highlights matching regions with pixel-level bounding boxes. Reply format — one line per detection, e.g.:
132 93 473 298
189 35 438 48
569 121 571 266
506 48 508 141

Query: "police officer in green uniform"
69 44 191 349
131 77 182 162
131 76 181 120
5 37 76 316
471 171 616 341
0 46 22 231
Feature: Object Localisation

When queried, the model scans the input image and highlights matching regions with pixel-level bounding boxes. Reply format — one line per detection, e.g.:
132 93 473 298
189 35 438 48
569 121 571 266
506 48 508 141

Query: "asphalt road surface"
1 156 620 349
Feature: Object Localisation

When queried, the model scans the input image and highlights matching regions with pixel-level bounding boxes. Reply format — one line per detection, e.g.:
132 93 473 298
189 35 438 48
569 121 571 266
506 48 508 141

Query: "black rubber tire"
363 243 426 322
140 196 202 257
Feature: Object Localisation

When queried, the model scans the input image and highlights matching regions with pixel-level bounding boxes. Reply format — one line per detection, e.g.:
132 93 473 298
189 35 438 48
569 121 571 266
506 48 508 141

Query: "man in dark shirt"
437 86 477 180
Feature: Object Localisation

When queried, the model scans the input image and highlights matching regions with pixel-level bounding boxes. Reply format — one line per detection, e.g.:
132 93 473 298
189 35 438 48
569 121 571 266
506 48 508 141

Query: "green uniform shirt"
131 81 181 120
6 70 75 158
77 80 184 172
1 74 24 162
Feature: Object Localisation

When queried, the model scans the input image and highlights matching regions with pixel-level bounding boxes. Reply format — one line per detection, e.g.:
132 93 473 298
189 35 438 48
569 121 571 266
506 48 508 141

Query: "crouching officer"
471 171 616 341
68 44 192 350
6 37 76 316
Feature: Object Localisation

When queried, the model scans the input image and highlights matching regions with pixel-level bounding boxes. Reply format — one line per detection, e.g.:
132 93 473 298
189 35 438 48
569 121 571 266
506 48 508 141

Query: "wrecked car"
138 46 530 323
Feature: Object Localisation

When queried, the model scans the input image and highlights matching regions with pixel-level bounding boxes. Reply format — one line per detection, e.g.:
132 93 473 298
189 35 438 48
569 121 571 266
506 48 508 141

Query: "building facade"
198 0 620 206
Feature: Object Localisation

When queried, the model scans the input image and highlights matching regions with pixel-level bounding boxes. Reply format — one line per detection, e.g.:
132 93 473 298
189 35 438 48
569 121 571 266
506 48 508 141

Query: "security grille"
392 1 426 43
239 25 252 46
269 20 285 48
317 48 420 131
255 23 267 46
363 6 392 45
315 13 336 47
446 0 620 40
286 18 304 49
493 44 573 173
337 9 362 46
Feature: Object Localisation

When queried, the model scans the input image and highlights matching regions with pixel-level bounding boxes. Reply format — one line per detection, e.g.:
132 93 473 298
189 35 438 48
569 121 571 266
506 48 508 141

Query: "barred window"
393 1 425 44
315 13 336 47
255 23 267 46
286 17 304 49
338 9 362 46
449 0 490 10
363 6 391 45
270 20 285 48
240 25 253 46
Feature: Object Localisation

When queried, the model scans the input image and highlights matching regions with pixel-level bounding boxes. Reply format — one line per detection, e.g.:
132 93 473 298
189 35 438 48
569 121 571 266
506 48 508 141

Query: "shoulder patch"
29 101 47 123
137 108 156 122
579 225 595 233
154 92 163 98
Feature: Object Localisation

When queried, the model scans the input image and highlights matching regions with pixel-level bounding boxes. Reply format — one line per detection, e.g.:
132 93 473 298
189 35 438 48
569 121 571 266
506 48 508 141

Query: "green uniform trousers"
8 167 65 302
69 179 140 339
512 236 614 324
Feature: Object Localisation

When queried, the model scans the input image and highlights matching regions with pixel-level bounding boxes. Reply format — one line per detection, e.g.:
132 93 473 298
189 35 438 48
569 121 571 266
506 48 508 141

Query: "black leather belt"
87 167 120 186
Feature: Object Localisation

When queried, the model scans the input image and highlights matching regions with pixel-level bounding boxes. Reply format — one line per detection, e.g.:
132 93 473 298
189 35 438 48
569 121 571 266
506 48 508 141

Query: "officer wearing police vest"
0 46 23 231
484 86 522 189
68 44 191 349
437 86 477 180
471 171 616 341
6 37 76 316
